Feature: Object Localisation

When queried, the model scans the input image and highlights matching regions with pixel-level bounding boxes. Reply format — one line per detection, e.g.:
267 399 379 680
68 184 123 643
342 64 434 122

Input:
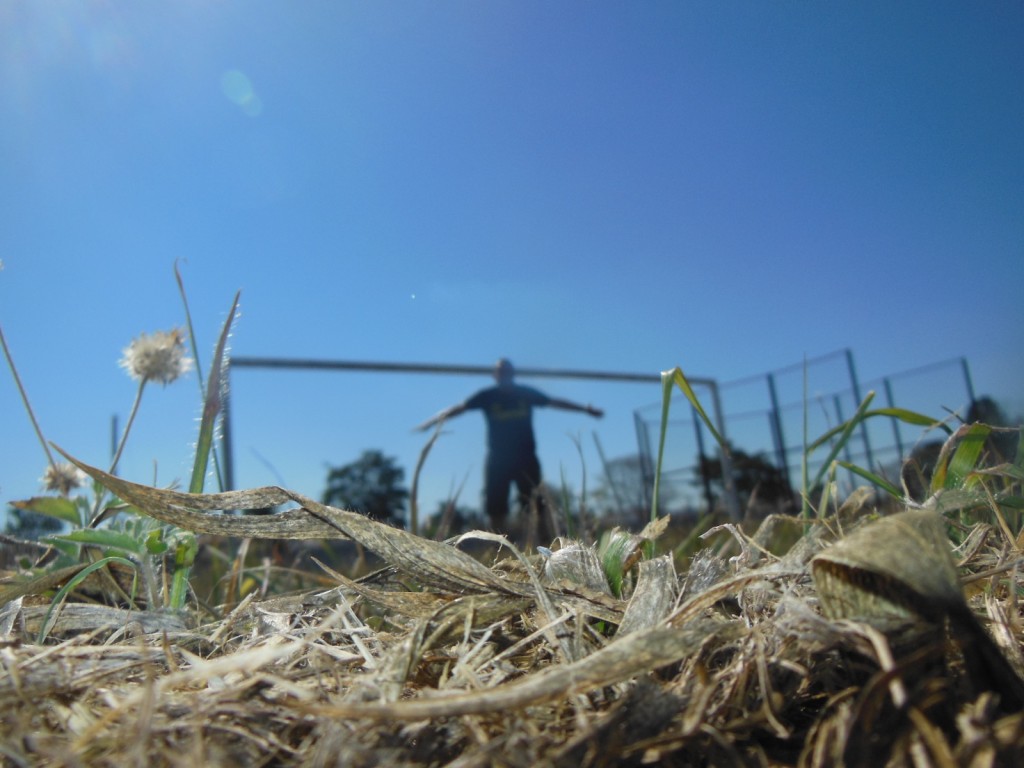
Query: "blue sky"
2 2 1022 524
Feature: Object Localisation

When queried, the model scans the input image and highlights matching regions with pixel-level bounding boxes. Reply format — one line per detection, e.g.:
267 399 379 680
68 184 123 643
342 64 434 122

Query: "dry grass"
2 458 1024 767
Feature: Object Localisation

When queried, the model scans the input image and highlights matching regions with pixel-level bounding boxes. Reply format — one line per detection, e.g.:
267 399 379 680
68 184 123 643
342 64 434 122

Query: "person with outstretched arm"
417 358 603 539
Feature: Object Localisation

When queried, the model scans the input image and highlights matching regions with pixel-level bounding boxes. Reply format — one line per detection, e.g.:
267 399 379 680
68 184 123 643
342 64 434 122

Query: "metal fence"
633 350 976 514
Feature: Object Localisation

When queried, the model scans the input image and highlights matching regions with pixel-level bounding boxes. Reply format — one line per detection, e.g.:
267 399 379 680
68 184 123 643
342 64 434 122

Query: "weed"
2 266 239 633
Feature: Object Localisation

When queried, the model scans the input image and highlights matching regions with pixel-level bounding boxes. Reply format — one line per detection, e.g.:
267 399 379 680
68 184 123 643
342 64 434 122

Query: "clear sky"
3 2 1022 526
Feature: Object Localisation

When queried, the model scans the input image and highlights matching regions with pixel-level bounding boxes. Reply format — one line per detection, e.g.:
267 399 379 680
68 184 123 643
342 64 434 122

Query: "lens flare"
220 69 263 117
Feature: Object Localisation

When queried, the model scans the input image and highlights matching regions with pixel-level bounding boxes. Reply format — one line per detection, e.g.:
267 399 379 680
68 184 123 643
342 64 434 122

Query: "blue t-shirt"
465 384 551 459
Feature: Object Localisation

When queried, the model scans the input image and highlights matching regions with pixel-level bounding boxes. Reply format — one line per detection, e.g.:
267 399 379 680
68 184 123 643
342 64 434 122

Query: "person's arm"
547 397 603 418
415 402 470 432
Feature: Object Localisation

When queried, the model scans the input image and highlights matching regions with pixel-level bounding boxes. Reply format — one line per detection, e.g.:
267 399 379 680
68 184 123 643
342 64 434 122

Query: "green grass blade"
866 407 950 432
835 460 903 498
652 367 729 522
598 529 631 598
175 261 206 398
0 564 88 606
806 405 941 455
177 292 238 610
666 367 727 446
176 261 224 491
995 463 1024 483
37 556 137 643
189 291 240 495
941 423 990 490
650 373 673 522
816 466 834 518
996 495 1024 510
808 391 875 494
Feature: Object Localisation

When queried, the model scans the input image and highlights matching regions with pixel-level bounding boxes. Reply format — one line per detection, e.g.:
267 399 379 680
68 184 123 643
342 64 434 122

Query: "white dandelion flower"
41 462 88 496
119 328 193 385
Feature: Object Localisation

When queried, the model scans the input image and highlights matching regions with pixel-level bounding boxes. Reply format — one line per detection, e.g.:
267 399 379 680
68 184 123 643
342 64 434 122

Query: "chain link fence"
633 350 976 515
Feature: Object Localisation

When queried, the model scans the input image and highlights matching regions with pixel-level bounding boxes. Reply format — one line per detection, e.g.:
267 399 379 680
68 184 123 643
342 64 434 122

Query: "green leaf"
598 529 632 598
10 496 82 526
145 529 169 555
169 533 199 609
174 533 198 568
41 537 81 562
56 528 144 555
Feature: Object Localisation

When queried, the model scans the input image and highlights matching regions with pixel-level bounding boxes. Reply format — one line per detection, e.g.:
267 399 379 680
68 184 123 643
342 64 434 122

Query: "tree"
322 449 408 527
695 446 795 514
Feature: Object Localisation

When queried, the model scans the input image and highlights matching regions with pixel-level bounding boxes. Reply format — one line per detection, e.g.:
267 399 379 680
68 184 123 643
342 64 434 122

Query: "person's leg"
514 454 553 543
484 457 512 533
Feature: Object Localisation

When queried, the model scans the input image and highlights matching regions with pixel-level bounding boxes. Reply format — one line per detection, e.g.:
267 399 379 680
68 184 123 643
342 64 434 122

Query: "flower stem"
110 378 148 475
1 322 56 468
91 378 148 525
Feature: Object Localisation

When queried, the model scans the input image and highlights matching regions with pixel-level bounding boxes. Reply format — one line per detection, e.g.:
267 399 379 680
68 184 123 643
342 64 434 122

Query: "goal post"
221 356 739 518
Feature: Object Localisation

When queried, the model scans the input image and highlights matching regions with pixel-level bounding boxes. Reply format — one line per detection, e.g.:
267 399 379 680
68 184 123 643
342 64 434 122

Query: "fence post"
708 381 741 520
765 373 790 485
691 407 716 510
882 377 905 459
960 357 977 407
845 349 875 471
634 411 654 512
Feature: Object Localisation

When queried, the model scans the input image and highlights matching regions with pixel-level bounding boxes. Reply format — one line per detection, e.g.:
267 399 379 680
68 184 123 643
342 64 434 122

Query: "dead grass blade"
56 447 533 596
7 446 1022 766
301 620 741 720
